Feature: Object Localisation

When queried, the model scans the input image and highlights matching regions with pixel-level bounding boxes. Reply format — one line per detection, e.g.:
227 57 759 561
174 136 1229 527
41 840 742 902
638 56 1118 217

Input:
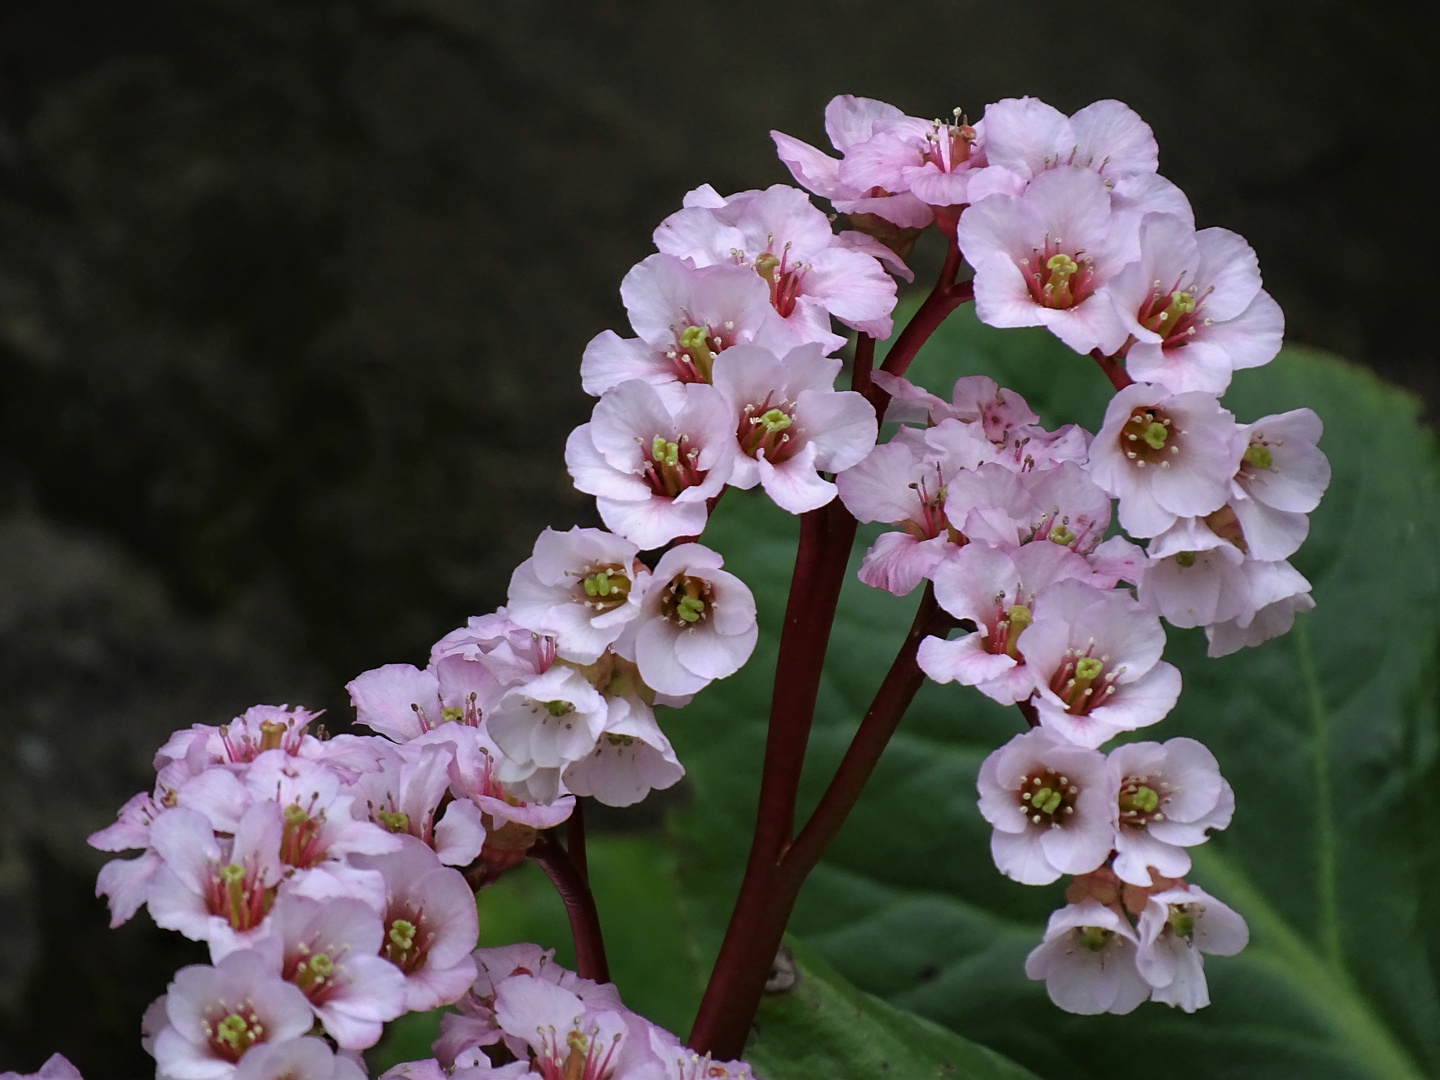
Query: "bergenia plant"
25 91 1340 1080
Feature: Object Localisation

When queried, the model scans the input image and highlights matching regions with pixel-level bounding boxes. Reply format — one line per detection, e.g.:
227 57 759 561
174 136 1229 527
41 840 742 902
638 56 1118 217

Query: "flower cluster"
46 85 1327 1080
777 93 1330 1012
382 946 750 1080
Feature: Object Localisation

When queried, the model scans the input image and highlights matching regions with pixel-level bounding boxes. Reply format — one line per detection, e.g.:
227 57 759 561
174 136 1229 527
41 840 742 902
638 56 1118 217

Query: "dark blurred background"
0 1 1433 1074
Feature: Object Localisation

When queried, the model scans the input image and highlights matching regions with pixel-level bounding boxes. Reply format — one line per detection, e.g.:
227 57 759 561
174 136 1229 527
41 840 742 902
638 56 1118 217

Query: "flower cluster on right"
779 94 1330 1015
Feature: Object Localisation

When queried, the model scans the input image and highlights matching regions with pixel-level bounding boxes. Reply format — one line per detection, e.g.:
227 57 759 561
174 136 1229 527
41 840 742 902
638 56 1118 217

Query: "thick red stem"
782 584 955 877
529 832 609 984
1089 347 1134 392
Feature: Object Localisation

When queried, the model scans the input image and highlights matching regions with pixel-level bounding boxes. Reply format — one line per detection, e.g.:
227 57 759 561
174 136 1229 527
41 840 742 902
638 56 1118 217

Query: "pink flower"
0 1055 84 1080
152 950 314 1080
566 380 736 549
352 837 479 1013
486 665 611 803
1084 384 1243 538
1024 899 1151 1015
254 893 407 1049
1139 515 1252 628
1023 580 1181 748
580 253 795 399
232 1039 367 1080
1229 408 1330 561
1108 738 1234 886
836 440 964 596
617 544 758 697
771 95 935 228
982 98 1158 191
507 527 651 664
349 741 488 867
147 803 282 959
1204 559 1314 658
1106 214 1284 394
957 167 1133 354
562 692 685 808
711 343 877 514
1136 884 1249 1011
918 542 1091 704
654 184 899 347
492 974 659 1080
155 705 326 776
976 728 1115 885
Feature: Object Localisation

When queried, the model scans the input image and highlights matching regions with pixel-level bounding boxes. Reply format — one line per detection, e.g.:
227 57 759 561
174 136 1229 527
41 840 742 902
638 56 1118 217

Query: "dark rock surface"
0 0 1432 1074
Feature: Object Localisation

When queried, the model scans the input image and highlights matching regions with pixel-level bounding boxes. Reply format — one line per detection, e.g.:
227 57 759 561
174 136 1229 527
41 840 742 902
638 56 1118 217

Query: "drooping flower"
1135 884 1249 1011
1024 899 1151 1015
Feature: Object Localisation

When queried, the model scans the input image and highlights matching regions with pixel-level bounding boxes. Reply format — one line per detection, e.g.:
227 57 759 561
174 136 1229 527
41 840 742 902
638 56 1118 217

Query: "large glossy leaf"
665 310 1440 1080
747 938 1040 1080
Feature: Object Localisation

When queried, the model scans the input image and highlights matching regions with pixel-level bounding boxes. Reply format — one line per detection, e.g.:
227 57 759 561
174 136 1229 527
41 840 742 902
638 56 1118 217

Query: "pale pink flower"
346 661 502 745
836 440 964 596
617 543 758 697
492 974 660 1080
154 705 326 776
1109 739 1234 886
1084 384 1243 538
1229 408 1330 561
654 184 899 347
836 108 987 211
563 692 685 808
507 527 651 664
566 380 735 549
771 95 935 228
487 666 610 803
352 837 479 1013
1204 559 1314 658
976 728 1115 885
0 1055 84 1080
1106 214 1284 394
1139 515 1251 629
253 893 407 1049
580 253 796 399
244 750 402 873
979 97 1190 220
147 803 283 959
1136 884 1249 1011
349 741 487 867
1024 899 1151 1015
1023 580 1181 748
957 167 1133 354
711 343 877 514
152 950 314 1080
232 1039 367 1080
918 542 1091 703
649 1027 755 1080
439 944 624 1065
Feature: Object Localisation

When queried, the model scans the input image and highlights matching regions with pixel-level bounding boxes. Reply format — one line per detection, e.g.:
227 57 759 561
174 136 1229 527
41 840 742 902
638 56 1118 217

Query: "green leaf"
747 937 1042 1080
666 308 1440 1080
